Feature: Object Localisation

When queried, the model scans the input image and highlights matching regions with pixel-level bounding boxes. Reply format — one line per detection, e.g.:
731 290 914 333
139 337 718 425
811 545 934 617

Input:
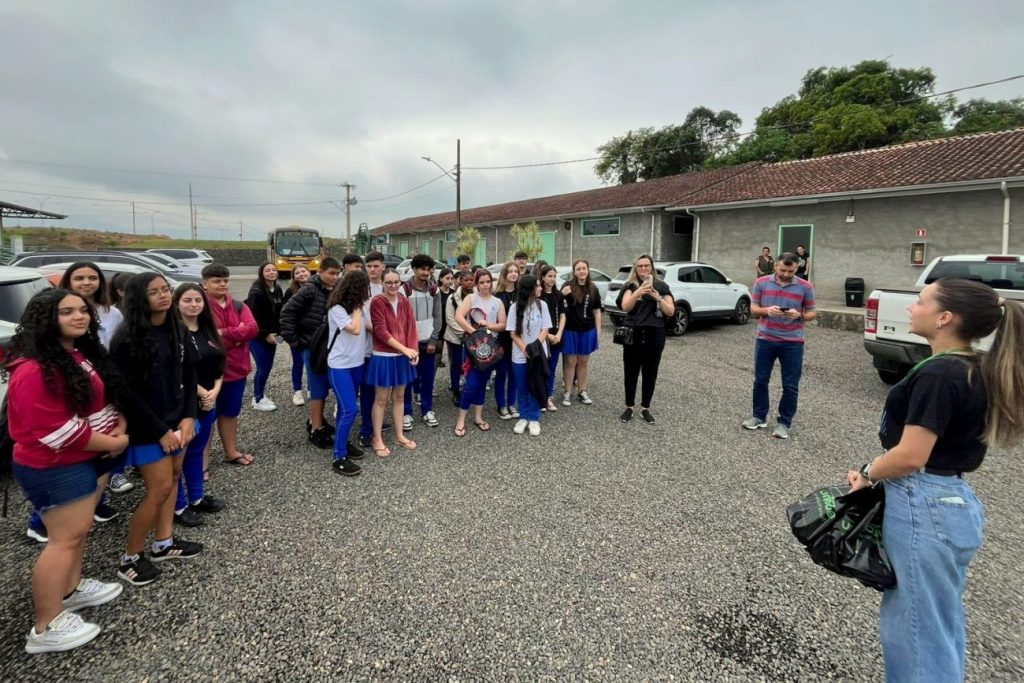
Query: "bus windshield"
275 231 320 257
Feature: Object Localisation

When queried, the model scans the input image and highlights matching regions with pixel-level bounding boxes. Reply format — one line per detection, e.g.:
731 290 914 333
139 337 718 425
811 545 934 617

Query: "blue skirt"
365 354 417 388
563 329 598 356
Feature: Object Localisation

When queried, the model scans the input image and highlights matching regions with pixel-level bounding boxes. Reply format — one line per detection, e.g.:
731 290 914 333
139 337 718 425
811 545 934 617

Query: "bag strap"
232 298 243 314
326 327 341 353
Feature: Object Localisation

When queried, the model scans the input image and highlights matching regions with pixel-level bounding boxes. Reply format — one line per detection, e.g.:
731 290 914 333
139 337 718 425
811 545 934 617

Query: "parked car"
396 259 414 282
603 261 751 336
147 247 214 268
9 250 201 283
864 254 1024 383
134 251 204 277
382 254 404 269
0 266 52 403
554 266 612 300
35 262 181 291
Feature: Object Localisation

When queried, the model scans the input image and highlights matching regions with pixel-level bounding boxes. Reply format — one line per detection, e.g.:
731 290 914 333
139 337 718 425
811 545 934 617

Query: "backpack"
308 319 340 375
402 281 438 298
462 307 504 372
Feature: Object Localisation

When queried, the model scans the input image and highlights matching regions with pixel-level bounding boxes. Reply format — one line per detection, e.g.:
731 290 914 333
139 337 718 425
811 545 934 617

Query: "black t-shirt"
562 284 602 332
496 290 515 351
618 281 671 328
186 327 226 393
541 290 566 336
879 356 988 472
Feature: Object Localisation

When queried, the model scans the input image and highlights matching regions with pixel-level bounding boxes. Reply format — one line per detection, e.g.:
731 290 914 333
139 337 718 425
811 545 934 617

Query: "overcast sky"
1 0 1022 241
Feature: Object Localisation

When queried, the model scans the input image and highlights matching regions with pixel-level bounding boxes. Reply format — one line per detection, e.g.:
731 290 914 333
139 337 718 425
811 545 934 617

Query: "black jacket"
245 283 284 338
279 275 331 350
525 340 550 406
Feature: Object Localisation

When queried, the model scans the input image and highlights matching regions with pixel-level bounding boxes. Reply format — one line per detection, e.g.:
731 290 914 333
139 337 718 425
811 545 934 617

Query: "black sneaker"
358 434 373 449
305 419 313 435
620 407 634 423
346 441 366 460
118 555 160 586
451 390 461 407
309 427 333 449
174 508 204 527
93 503 118 523
323 422 336 437
150 538 203 562
332 458 362 477
189 496 226 513
641 409 656 424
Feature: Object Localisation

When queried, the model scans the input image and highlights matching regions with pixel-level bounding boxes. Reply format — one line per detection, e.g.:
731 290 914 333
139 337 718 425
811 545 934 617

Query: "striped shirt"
751 275 816 343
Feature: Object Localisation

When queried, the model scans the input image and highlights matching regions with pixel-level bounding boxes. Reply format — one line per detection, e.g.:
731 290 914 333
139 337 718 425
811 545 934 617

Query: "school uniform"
175 327 225 512
327 305 367 462
541 289 566 400
493 290 517 412
367 294 418 388
401 279 443 418
562 284 602 355
459 293 502 410
357 282 384 442
506 301 551 422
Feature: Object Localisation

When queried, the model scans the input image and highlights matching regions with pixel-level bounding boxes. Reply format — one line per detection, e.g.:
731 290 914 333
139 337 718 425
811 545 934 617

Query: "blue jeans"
290 345 305 391
176 409 217 511
512 362 541 421
880 473 985 682
493 355 517 410
250 338 276 401
546 343 561 399
446 341 464 392
460 365 494 409
752 339 804 427
329 365 363 461
404 342 438 415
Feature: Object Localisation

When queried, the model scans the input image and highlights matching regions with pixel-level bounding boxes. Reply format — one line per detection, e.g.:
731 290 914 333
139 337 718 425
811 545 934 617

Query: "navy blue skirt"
563 329 598 355
365 354 417 388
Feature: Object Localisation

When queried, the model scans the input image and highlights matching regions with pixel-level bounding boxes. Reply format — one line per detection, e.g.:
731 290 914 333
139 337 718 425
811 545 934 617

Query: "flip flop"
373 444 391 458
224 453 254 466
396 439 417 450
474 421 491 432
454 425 466 437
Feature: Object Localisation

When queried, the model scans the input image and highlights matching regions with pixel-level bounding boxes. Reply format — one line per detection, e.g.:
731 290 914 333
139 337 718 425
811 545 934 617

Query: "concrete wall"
207 248 266 265
694 187 1022 301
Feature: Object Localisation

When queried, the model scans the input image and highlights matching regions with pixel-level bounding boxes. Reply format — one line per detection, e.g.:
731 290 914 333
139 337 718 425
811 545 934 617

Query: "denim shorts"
14 456 121 512
216 378 247 418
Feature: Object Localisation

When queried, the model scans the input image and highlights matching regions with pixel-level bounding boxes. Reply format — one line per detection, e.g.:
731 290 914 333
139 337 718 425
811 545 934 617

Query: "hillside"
1 226 264 251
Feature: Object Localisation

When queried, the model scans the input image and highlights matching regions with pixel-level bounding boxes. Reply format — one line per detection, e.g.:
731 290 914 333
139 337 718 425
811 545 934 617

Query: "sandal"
454 425 466 437
396 438 417 450
372 442 391 458
224 453 254 466
474 420 491 432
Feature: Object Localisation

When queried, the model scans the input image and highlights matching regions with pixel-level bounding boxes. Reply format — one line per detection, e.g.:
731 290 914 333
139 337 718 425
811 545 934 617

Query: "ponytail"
981 299 1024 448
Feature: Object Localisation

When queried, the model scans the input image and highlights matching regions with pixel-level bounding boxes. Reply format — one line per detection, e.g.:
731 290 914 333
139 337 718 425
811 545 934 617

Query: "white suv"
603 261 751 336
1 266 53 403
147 248 214 268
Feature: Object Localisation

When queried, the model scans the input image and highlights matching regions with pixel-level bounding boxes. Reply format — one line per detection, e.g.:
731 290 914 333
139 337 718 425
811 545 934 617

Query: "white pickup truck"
864 254 1024 384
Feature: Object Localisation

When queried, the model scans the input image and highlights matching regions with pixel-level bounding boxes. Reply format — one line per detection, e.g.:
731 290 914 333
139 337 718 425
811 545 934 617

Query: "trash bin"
845 277 865 307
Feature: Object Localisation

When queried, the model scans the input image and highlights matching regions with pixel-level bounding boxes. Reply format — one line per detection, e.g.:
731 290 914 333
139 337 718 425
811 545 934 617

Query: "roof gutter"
667 177 1024 212
373 204 669 235
1002 181 1011 255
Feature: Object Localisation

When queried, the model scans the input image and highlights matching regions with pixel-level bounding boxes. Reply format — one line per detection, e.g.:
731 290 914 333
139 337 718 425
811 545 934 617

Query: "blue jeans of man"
329 365 363 461
446 341 464 392
250 338 276 402
880 473 985 682
752 338 804 428
404 342 437 416
511 362 541 421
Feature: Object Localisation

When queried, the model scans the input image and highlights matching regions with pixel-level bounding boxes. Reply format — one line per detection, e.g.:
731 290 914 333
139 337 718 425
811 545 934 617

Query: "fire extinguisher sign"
915 228 927 238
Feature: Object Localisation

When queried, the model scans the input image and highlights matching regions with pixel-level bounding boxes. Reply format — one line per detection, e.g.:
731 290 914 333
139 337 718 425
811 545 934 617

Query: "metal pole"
346 183 352 244
188 183 195 241
456 139 462 233
239 220 244 241
132 202 136 235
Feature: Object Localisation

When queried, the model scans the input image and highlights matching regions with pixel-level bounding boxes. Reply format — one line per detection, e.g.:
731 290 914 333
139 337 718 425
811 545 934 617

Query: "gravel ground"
2 315 1022 681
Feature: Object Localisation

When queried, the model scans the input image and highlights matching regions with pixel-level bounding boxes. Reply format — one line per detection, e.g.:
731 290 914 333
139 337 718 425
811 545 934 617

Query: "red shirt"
8 350 119 469
208 295 259 381
370 294 418 354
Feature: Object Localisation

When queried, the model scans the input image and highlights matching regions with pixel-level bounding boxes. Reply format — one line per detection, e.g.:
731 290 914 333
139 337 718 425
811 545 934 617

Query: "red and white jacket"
7 351 119 469
369 294 418 354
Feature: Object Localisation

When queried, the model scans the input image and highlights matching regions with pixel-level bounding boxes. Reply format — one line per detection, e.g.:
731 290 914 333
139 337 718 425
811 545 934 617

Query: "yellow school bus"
267 226 324 278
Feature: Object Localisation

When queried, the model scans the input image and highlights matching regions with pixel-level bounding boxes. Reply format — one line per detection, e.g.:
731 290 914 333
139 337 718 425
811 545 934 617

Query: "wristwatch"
859 462 875 486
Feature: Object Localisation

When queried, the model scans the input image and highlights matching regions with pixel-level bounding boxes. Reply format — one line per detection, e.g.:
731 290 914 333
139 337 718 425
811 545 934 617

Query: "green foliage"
456 226 481 260
952 98 1024 134
509 221 544 260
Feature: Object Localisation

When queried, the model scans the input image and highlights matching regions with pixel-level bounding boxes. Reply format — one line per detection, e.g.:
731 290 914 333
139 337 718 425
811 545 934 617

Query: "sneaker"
358 434 373 449
510 408 520 419
150 538 203 562
292 390 306 406
189 496 226 513
513 419 528 435
641 409 656 424
25 610 101 654
332 458 362 477
742 417 768 431
346 441 366 460
118 555 160 586
422 411 439 428
546 399 557 412
497 407 512 420
528 421 541 437
174 508 204 527
27 522 48 543
577 391 593 405
561 392 572 407
620 407 634 423
773 424 791 439
309 427 333 449
62 578 123 610
305 419 313 435
402 415 414 432
93 503 118 524
108 472 133 493
252 397 277 412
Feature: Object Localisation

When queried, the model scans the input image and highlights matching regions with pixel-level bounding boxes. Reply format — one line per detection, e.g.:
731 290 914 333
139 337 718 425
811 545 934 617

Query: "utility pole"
131 202 136 235
456 138 461 232
341 182 357 249
188 183 196 241
239 220 243 241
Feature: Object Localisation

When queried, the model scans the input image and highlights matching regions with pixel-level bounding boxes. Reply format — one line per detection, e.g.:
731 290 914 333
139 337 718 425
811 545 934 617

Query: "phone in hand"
644 274 653 286
779 307 791 312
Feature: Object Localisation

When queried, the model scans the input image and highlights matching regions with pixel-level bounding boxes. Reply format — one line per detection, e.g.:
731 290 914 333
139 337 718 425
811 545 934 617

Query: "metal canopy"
0 199 67 220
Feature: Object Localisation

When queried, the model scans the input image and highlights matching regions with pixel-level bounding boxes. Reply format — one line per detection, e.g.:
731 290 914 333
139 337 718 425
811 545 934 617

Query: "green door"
539 232 556 264
437 239 445 262
474 238 488 266
398 241 409 258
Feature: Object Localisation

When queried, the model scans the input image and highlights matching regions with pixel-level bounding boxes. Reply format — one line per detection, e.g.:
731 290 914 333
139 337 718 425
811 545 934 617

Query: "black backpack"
308 318 340 375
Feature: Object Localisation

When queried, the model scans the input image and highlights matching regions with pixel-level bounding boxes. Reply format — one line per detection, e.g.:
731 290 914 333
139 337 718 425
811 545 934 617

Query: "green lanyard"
904 348 974 381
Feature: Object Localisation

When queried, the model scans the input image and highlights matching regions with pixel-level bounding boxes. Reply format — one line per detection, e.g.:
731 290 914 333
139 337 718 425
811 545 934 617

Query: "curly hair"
5 289 110 415
328 268 370 314
58 261 112 308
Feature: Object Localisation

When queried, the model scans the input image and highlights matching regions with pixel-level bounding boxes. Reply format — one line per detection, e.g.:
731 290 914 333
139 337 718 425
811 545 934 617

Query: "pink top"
370 294 418 354
208 295 259 381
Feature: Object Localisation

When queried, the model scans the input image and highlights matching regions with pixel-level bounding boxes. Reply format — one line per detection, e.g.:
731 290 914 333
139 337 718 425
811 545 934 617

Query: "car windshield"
275 232 320 257
0 277 51 323
926 260 1024 290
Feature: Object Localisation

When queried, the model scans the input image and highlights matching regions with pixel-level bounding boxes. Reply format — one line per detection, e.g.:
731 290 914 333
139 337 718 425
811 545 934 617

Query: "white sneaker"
25 610 101 654
577 391 593 405
528 421 541 437
62 578 123 610
402 415 414 431
252 397 277 412
513 419 528 435
292 390 306 406
422 411 439 428
561 392 572 407
546 399 557 412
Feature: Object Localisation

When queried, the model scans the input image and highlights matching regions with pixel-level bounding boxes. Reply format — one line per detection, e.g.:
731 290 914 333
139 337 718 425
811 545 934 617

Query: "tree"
952 98 1024 134
456 226 481 262
594 107 741 184
721 60 950 164
509 221 544 260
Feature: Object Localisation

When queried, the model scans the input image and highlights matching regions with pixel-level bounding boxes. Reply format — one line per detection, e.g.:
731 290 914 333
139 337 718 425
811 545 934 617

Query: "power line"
359 171 448 202
0 159 343 187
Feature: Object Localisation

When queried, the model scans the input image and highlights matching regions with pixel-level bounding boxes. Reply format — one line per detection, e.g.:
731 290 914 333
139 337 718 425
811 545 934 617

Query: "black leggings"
623 326 666 408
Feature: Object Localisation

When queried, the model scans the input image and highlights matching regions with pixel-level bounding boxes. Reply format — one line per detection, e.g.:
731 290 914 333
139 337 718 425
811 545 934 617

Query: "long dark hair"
251 261 279 293
109 272 131 309
58 261 112 308
111 272 182 369
173 284 225 356
539 265 558 293
328 269 370 314
513 275 540 336
6 289 108 415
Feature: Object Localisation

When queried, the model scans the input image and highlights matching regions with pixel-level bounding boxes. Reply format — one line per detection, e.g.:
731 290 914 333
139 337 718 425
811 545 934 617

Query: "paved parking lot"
2 317 1022 680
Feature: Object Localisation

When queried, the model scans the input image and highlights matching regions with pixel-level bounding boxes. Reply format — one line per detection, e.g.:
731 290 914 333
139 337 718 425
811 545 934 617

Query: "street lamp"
421 138 461 233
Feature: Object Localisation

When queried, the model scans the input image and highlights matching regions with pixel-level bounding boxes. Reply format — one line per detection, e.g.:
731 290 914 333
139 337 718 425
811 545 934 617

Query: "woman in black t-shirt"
616 255 675 424
539 265 566 412
846 279 1024 682
560 260 602 406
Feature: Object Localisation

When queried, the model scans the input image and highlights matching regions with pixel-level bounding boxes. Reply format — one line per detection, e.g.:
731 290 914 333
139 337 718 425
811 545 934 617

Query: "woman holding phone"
616 255 674 424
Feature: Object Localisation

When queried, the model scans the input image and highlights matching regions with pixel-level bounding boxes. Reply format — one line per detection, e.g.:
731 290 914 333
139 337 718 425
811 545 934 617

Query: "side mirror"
267 235 273 246
726 278 733 284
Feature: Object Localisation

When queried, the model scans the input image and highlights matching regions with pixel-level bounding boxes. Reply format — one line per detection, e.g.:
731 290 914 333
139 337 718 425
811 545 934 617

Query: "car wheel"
732 298 751 325
877 368 906 385
668 306 690 336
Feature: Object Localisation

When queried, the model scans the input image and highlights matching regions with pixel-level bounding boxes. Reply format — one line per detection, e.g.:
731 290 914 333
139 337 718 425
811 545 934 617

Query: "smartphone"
779 307 791 312
644 274 653 286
